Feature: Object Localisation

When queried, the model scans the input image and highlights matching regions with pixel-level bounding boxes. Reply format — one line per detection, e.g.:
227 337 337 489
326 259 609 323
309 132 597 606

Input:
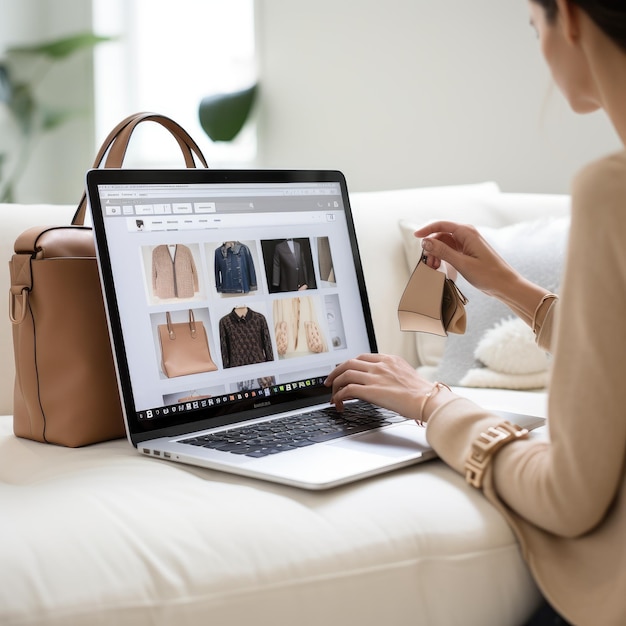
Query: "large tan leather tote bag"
8 112 208 447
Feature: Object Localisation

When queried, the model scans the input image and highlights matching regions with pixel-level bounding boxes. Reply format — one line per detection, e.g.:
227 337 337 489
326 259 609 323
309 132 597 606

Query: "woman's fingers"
325 354 431 419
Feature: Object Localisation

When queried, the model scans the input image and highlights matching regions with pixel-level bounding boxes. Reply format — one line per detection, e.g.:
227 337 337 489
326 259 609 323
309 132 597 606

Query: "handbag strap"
73 112 209 225
165 310 199 340
105 112 207 168
188 309 197 338
166 311 175 339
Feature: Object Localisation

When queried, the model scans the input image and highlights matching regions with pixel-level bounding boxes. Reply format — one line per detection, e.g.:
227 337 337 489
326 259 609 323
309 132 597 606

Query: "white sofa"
0 182 570 626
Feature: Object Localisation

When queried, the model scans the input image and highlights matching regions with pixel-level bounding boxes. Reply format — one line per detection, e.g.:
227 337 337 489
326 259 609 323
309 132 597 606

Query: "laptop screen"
87 169 377 443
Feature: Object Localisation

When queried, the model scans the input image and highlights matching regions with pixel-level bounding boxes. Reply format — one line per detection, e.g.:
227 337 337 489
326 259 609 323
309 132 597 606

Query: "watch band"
465 421 529 488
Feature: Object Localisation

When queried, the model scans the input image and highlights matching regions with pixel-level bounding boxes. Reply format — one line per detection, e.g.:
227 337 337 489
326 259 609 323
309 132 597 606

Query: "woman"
325 2 626 624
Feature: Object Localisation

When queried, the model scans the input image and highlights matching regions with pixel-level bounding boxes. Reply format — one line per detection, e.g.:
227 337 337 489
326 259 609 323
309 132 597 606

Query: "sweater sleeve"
152 247 159 291
426 153 626 537
219 316 230 368
259 313 274 361
215 248 223 293
243 244 257 291
272 245 281 287
189 247 199 292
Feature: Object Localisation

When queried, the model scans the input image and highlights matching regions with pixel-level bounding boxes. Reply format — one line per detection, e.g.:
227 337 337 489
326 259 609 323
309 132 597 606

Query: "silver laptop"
87 169 544 490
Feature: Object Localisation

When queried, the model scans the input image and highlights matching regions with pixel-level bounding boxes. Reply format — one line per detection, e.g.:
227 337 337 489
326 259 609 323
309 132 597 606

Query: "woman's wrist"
491 274 551 328
417 381 453 426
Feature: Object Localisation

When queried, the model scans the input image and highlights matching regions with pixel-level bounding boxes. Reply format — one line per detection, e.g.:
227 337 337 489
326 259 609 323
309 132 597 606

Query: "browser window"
94 178 373 430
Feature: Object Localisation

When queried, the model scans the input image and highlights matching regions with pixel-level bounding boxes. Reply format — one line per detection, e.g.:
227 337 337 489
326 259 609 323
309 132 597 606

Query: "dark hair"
531 0 626 52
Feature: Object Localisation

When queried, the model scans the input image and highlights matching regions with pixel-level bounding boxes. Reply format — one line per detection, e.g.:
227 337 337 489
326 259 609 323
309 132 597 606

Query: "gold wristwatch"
465 421 529 488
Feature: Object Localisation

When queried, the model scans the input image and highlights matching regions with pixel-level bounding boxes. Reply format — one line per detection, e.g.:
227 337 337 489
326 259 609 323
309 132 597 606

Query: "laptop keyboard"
179 401 406 458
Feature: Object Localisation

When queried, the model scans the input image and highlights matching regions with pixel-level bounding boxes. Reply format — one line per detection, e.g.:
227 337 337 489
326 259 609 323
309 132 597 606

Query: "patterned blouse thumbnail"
219 308 274 368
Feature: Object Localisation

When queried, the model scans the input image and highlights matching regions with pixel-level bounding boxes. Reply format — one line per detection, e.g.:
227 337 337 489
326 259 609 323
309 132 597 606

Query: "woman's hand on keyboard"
325 353 452 423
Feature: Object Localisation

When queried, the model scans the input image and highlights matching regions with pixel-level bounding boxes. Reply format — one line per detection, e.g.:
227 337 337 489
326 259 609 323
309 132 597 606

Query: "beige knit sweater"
426 151 626 626
152 244 199 299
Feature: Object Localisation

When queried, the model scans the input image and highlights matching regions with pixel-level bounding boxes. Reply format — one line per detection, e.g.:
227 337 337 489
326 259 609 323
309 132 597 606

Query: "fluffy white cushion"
461 316 551 389
475 316 549 374
400 216 569 389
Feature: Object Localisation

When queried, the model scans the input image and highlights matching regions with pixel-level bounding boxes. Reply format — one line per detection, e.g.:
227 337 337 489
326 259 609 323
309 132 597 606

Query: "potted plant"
0 32 111 202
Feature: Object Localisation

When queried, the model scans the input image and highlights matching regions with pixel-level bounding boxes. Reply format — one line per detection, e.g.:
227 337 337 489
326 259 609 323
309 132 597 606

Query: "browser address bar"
100 187 339 199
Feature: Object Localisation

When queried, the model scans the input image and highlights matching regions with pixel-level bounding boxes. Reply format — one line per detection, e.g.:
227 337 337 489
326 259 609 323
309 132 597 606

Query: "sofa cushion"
400 216 570 388
0 411 542 625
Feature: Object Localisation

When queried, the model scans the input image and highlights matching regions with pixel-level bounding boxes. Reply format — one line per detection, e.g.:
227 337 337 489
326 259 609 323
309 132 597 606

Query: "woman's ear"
555 0 582 44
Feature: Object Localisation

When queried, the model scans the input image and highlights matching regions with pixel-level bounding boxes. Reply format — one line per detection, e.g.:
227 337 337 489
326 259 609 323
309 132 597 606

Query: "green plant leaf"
0 64 12 103
40 107 76 131
198 83 258 142
8 83 36 136
1 182 15 203
7 33 113 60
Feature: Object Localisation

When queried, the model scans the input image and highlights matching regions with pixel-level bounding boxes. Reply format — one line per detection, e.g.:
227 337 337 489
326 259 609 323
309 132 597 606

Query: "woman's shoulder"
573 149 626 207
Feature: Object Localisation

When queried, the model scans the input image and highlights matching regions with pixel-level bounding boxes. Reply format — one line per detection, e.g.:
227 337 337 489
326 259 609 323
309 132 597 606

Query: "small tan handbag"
398 255 468 337
9 112 208 447
158 310 218 378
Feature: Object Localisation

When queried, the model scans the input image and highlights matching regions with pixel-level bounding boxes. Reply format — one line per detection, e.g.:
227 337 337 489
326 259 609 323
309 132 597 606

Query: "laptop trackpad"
328 423 431 458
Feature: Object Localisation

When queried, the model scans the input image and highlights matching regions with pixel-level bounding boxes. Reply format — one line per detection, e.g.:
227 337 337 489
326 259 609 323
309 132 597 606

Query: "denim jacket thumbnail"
214 242 257 294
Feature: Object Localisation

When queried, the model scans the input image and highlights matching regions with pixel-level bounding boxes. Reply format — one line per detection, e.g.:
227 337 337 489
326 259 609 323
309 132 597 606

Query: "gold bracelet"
416 381 451 427
532 293 558 335
464 421 529 488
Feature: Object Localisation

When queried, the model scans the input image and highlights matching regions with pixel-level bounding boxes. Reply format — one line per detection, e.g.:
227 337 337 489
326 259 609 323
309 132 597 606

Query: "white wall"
254 0 620 193
1 0 622 201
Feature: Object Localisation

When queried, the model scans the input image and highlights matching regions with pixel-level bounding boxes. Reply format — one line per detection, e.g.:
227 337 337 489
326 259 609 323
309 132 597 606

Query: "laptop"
87 168 544 490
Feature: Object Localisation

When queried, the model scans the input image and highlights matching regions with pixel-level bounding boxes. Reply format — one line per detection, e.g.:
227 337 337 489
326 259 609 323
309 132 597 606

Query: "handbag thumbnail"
158 310 218 378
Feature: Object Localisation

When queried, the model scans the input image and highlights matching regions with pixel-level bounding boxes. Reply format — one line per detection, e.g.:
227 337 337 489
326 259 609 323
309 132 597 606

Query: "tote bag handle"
73 112 209 225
